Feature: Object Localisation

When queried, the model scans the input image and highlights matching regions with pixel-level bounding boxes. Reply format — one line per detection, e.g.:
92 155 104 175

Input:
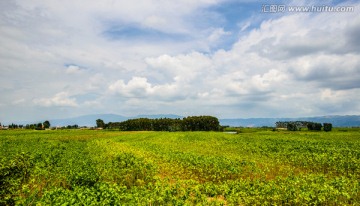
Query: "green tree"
96 119 105 128
323 123 332 132
35 123 44 130
43 120 50 129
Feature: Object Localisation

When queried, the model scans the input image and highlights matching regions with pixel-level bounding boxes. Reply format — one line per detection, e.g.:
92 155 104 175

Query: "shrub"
323 123 332 132
0 153 34 205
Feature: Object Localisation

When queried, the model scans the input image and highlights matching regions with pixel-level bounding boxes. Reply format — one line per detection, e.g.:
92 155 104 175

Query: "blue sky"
0 0 359 124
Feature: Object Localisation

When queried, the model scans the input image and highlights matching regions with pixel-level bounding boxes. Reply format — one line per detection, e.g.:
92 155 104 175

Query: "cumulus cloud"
65 65 85 74
141 1 360 117
109 77 152 98
1 0 359 121
33 92 78 107
146 52 213 82
108 76 184 101
207 28 231 43
243 10 359 59
288 54 360 89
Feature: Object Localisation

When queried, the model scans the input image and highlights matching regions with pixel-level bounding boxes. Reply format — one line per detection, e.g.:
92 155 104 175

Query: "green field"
1 129 359 205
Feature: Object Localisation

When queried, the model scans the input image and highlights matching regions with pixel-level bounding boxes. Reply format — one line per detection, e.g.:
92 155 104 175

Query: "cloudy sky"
0 0 359 123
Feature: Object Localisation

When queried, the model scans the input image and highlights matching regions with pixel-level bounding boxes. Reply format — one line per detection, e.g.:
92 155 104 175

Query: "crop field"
1 128 359 205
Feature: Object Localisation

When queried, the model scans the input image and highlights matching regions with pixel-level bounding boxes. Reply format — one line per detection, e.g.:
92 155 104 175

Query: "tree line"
0 121 81 130
96 116 221 131
1 121 51 130
275 121 332 132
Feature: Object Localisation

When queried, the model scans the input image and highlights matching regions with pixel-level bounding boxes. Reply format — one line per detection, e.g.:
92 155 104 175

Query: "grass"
1 128 359 205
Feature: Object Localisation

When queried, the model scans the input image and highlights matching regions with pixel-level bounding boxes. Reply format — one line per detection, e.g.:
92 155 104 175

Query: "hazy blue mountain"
4 114 360 127
220 115 360 127
50 114 128 127
135 114 183 119
49 114 183 127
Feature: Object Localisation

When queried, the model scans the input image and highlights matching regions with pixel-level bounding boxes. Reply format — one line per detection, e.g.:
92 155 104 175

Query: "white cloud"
33 92 78 107
65 65 84 74
12 98 25 105
240 21 251 32
1 0 360 121
146 52 213 82
141 2 360 117
109 77 152 98
288 54 360 87
108 76 183 101
207 28 231 43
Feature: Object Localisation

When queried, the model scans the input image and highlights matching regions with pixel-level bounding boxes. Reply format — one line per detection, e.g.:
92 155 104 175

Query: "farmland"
1 128 359 205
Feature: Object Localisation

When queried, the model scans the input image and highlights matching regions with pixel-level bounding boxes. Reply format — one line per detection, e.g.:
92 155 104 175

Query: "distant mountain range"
49 114 360 127
220 115 360 127
49 114 183 127
4 114 360 127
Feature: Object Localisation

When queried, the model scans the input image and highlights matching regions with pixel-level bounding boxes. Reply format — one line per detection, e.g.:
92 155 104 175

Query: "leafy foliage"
0 129 359 205
0 153 34 205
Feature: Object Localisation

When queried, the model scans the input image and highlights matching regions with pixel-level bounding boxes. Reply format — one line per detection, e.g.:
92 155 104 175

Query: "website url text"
262 5 354 13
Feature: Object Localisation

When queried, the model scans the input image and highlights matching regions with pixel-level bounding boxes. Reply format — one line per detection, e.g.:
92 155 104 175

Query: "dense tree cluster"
181 116 220 131
26 123 43 130
275 121 308 129
27 121 51 130
307 122 322 131
286 122 299 131
9 123 24 129
66 125 79 129
276 121 332 132
100 116 220 131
